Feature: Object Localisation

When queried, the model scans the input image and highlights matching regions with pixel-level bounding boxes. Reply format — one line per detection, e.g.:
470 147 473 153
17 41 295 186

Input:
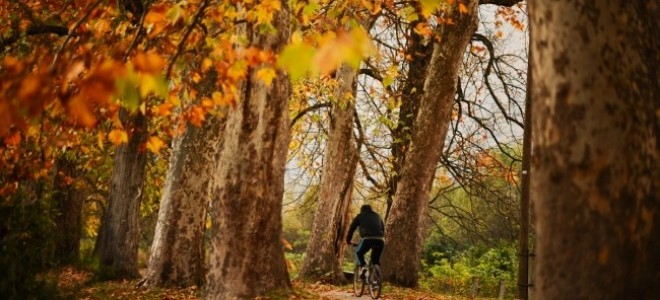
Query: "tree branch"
479 0 522 6
50 0 104 71
166 0 209 79
290 102 331 127
0 24 68 49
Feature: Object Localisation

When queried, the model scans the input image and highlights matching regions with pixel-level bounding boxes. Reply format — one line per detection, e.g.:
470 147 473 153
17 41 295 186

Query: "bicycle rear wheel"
369 264 382 299
353 264 365 296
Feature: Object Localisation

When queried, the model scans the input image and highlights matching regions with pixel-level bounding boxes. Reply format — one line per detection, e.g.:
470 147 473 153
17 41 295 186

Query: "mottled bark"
529 1 659 299
142 118 223 287
205 6 292 299
94 110 148 279
299 64 358 283
381 1 479 287
53 153 83 265
386 20 434 220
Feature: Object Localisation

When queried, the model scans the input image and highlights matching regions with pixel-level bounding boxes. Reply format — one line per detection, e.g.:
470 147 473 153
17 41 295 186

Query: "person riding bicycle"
346 204 385 279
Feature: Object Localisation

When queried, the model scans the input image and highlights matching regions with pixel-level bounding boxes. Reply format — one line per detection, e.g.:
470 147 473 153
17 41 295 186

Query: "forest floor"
52 267 464 299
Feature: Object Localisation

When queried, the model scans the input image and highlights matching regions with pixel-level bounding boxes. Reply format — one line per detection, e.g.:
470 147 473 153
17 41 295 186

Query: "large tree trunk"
299 64 358 283
94 110 148 279
53 152 84 265
205 6 292 299
381 1 479 287
141 118 223 287
385 20 434 221
529 1 659 299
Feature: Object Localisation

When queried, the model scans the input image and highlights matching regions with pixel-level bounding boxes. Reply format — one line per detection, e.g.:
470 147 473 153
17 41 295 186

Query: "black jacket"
346 208 384 242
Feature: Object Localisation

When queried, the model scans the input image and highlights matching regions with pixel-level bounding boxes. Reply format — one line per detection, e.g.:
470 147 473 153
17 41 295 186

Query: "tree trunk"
385 21 433 221
381 1 479 287
53 152 83 265
517 37 532 300
529 1 659 299
205 6 292 299
299 64 358 283
141 118 223 287
94 110 148 279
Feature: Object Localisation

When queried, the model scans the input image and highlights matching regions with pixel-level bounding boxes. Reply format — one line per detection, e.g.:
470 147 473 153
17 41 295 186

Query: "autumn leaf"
133 51 166 74
18 74 42 101
277 36 316 80
212 91 234 106
154 102 174 116
419 0 442 17
3 132 21 146
108 129 128 145
414 22 433 37
139 74 168 98
256 67 277 86
67 95 97 127
146 136 165 154
458 2 468 14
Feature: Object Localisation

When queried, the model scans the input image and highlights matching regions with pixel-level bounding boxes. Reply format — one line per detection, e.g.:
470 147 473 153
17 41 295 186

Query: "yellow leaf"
278 40 316 80
212 91 234 106
139 74 168 98
108 129 128 145
419 0 442 18
97 132 105 149
202 58 213 72
256 67 277 86
146 136 165 154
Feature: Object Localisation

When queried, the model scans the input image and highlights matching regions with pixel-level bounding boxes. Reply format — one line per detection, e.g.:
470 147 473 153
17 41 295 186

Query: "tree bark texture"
385 21 433 221
95 110 148 279
299 64 359 283
53 153 84 265
381 0 479 287
529 1 659 299
142 118 224 287
205 7 292 299
517 40 532 300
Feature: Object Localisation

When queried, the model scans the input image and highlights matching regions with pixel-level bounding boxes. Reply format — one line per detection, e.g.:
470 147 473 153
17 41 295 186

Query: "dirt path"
320 290 363 300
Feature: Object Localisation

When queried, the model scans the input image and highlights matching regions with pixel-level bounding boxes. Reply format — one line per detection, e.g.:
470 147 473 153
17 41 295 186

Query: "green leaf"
115 77 139 112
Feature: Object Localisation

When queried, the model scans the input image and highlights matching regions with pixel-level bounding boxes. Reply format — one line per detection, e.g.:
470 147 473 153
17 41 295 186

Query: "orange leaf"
18 74 42 101
108 129 128 145
154 102 173 116
3 132 21 146
146 136 165 154
134 51 165 74
458 3 468 14
67 95 97 127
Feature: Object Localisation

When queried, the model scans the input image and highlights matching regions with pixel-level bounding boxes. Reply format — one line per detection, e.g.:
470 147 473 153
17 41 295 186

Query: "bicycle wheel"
353 264 365 296
369 264 382 299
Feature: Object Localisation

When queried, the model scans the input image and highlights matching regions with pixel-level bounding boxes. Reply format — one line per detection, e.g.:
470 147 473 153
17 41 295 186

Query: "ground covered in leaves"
51 267 466 299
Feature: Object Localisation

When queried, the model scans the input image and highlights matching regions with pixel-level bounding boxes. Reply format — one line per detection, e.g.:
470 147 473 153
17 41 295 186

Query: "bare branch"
290 102 331 127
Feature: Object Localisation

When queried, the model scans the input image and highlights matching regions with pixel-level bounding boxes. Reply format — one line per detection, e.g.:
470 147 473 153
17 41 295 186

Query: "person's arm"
346 215 360 243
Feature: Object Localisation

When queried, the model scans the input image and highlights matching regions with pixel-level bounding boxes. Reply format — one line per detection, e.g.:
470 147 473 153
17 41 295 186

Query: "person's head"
360 204 373 213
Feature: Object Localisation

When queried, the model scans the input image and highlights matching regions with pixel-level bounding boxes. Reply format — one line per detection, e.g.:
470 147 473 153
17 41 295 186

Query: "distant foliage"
0 181 59 299
421 243 518 298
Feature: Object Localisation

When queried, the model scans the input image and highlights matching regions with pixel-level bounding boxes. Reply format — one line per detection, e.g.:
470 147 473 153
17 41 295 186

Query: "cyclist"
346 204 385 278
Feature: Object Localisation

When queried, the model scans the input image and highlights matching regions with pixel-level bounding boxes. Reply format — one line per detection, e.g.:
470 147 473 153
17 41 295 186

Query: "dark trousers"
355 238 384 267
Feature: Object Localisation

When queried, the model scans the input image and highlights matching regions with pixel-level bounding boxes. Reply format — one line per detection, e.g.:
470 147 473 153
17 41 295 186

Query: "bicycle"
351 243 383 299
